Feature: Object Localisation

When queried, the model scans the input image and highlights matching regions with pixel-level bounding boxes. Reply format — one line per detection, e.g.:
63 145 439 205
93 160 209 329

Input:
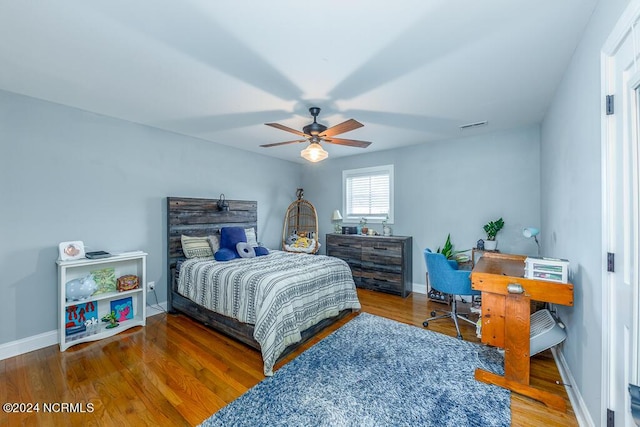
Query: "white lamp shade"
301 142 328 162
331 210 343 221
523 227 540 238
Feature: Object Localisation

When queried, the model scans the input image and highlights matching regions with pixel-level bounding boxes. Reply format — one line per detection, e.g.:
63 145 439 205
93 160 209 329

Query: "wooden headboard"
166 196 257 272
166 196 258 313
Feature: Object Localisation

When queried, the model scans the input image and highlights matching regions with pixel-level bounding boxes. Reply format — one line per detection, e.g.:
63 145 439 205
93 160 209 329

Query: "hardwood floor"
1 289 578 426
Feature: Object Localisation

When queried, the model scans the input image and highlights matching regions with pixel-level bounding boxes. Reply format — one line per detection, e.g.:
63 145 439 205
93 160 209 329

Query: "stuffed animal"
286 233 298 245
65 274 97 301
293 237 310 248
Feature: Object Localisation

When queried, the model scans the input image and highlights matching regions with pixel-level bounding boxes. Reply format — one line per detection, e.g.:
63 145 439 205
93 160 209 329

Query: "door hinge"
607 408 615 427
606 94 615 115
607 252 615 272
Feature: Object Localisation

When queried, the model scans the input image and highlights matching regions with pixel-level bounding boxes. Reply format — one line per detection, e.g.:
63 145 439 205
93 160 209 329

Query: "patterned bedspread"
178 250 361 375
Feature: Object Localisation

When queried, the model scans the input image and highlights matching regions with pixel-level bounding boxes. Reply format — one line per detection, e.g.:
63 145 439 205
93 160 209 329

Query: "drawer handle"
507 283 524 294
374 247 388 251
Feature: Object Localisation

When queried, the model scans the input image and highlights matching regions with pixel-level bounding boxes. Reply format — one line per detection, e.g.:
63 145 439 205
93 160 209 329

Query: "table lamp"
331 210 343 233
523 227 540 255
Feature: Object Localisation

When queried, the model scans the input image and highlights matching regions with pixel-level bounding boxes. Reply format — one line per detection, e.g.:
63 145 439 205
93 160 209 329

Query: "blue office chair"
423 248 480 339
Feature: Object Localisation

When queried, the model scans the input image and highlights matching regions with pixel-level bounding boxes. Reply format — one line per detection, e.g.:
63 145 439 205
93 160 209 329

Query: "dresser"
326 234 413 297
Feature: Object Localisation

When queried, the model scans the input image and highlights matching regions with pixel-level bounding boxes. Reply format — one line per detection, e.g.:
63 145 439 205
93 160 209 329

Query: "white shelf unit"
57 251 147 351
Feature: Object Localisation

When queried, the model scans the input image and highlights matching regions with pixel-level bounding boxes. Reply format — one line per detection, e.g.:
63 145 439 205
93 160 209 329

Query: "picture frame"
91 267 117 295
65 301 97 328
110 297 134 322
58 241 85 261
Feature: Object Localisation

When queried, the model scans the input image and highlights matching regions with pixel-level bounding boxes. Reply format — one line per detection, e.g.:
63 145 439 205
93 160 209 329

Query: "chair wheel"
430 311 436 317
423 321 429 327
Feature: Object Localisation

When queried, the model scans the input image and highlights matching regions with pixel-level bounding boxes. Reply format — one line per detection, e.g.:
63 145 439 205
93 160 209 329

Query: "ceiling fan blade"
320 119 364 137
324 137 372 148
260 139 307 148
265 122 308 137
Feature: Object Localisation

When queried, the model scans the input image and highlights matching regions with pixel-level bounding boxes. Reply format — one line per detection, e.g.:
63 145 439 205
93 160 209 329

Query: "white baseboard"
146 302 168 317
551 346 594 427
412 283 427 294
0 302 167 361
0 330 59 361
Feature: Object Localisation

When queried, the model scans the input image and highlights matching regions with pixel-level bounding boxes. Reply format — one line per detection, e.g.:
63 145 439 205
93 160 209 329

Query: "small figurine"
382 215 392 236
101 311 119 329
477 239 485 250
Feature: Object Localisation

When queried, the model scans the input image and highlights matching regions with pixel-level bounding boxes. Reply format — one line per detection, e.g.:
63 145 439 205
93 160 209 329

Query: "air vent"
459 120 488 130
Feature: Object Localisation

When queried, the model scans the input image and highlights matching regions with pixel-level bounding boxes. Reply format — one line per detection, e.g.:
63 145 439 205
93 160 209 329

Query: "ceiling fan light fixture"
264 107 371 157
301 142 328 162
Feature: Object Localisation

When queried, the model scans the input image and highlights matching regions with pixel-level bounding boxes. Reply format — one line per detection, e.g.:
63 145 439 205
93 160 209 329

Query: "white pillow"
208 235 220 253
245 227 258 247
236 242 256 258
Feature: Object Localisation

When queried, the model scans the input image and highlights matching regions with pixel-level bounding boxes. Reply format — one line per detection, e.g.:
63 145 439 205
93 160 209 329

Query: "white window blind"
343 165 394 223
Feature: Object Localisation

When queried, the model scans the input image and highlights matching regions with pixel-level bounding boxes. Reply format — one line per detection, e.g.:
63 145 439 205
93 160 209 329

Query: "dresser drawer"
327 245 361 263
361 240 403 266
327 234 362 249
360 270 403 294
349 265 363 286
327 235 361 258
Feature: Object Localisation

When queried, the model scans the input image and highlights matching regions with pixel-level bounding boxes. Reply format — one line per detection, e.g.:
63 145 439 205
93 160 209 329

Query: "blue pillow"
254 246 270 257
214 247 237 261
220 227 247 255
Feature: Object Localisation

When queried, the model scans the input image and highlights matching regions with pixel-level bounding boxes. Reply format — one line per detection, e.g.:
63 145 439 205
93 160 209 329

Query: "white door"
602 5 640 425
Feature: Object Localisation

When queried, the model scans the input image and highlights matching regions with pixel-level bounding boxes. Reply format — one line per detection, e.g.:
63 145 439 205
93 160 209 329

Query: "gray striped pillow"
181 235 213 258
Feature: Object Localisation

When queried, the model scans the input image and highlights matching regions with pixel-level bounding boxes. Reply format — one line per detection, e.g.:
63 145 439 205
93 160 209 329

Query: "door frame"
601 1 640 424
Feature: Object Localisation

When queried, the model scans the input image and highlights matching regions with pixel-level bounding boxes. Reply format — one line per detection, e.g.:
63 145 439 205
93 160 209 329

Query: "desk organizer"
530 309 567 356
525 256 569 283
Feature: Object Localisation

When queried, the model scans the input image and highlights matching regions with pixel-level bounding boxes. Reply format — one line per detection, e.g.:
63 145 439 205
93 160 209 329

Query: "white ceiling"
0 1 597 163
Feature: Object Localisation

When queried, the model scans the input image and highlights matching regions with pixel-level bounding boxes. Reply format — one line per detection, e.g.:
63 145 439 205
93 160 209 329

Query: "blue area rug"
200 312 509 427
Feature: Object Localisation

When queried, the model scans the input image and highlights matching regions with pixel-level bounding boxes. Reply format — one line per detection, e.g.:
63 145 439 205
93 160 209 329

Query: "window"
342 164 394 223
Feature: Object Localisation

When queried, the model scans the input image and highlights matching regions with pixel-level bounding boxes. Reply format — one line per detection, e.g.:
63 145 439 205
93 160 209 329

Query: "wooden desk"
471 252 574 411
471 248 499 265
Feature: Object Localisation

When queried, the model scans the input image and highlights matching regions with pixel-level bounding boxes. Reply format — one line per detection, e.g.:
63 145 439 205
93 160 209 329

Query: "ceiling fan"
261 107 372 162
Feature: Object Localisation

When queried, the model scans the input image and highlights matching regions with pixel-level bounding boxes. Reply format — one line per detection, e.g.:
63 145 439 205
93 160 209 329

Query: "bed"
166 197 361 375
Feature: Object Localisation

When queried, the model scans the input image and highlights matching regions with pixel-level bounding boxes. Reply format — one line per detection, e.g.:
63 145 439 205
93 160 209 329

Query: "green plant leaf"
436 234 469 260
483 217 504 240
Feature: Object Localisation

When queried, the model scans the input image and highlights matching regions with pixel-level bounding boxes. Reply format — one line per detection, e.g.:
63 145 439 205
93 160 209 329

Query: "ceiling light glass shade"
301 142 328 162
331 210 343 221
523 227 540 238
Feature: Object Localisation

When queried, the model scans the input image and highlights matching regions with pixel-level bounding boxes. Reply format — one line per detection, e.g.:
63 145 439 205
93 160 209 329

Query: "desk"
471 252 574 411
471 248 499 265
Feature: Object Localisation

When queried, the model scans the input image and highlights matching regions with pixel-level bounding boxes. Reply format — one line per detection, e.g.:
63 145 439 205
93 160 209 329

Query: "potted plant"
437 234 469 261
482 217 504 250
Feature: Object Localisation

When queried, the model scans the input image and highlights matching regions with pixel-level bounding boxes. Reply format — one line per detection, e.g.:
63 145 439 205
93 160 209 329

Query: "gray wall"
0 90 302 345
301 125 542 287
540 0 628 423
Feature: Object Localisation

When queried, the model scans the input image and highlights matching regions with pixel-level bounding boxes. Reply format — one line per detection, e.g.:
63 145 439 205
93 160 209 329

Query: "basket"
530 309 566 356
282 190 319 254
